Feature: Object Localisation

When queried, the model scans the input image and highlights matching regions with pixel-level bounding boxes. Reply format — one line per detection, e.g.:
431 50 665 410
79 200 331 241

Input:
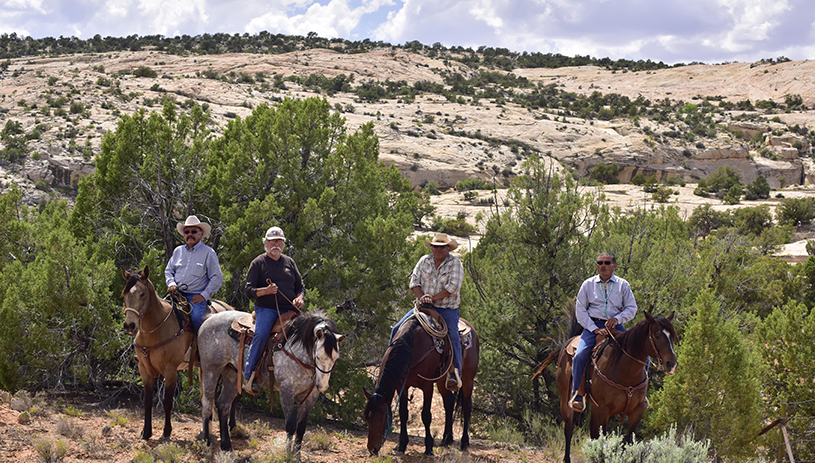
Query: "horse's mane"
609 314 677 363
285 311 339 359
375 318 417 399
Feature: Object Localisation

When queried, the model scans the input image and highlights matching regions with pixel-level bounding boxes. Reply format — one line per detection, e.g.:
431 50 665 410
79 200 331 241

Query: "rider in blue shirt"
569 252 638 412
165 215 224 333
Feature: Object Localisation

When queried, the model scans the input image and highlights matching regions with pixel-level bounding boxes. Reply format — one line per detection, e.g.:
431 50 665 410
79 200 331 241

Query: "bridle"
278 327 340 406
607 322 668 370
122 281 174 334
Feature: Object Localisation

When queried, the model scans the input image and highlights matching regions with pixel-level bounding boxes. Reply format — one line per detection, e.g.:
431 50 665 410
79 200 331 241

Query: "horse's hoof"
424 450 434 456
139 431 151 440
220 443 232 451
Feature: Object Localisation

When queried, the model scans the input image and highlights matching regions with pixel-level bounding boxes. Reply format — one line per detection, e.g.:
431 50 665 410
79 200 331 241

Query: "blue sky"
1 0 814 64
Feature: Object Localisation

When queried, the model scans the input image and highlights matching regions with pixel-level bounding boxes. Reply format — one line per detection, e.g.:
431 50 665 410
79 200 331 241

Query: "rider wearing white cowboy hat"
165 215 223 333
390 233 465 391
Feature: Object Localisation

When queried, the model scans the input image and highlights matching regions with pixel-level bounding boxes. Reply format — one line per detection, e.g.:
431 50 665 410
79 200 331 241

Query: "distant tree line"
0 31 678 72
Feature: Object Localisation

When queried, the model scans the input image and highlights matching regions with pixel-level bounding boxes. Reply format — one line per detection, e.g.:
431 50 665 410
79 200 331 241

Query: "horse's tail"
532 347 560 380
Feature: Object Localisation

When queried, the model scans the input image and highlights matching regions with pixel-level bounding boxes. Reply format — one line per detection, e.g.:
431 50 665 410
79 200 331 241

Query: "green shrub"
652 186 673 203
590 162 620 184
455 178 491 191
582 426 710 463
133 66 158 78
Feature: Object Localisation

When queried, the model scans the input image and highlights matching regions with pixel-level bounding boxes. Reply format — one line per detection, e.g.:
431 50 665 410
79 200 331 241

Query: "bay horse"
197 310 344 458
364 313 480 456
121 266 233 440
534 312 679 463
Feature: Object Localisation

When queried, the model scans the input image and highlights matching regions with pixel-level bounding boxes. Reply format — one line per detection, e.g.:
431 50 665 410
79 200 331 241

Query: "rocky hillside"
1 48 815 206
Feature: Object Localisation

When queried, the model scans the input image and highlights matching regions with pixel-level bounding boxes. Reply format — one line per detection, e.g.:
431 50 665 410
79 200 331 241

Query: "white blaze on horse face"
314 332 340 393
122 284 145 334
662 329 675 353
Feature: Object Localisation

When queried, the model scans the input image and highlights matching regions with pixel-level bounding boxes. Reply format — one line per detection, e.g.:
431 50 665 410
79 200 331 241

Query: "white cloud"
137 0 209 36
717 0 791 51
2 0 47 12
245 0 389 38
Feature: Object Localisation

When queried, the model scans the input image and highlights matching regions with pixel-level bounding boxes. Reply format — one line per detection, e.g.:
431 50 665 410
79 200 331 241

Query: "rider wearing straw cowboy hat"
391 233 465 391
165 215 224 333
242 226 305 395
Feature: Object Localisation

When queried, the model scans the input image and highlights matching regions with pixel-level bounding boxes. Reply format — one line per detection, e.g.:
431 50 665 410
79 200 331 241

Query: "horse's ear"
121 268 130 281
316 329 324 340
644 311 655 323
142 266 150 279
336 333 346 343
363 388 371 400
667 311 675 321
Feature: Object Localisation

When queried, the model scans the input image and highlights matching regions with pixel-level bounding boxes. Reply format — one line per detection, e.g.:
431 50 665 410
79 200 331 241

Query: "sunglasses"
184 229 200 235
596 260 613 266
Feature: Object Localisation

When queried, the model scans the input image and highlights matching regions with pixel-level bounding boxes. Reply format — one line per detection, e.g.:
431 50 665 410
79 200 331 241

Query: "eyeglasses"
596 260 613 266
184 229 200 235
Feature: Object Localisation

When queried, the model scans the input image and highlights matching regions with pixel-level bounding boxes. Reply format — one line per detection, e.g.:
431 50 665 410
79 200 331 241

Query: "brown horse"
121 266 233 440
535 312 679 463
364 313 480 456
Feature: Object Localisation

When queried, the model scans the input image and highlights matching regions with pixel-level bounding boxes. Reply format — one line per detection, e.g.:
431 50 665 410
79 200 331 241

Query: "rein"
608 325 665 370
591 354 649 411
123 297 175 335
590 322 666 411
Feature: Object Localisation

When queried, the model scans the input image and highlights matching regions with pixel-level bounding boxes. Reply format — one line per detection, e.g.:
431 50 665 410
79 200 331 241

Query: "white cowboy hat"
177 215 211 238
425 233 458 250
263 226 286 242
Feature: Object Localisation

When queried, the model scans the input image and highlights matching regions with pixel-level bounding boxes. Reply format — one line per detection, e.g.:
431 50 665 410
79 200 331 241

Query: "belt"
591 317 608 324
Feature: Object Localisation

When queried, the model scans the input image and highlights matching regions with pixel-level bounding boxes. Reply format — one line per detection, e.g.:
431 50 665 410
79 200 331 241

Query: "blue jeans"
571 319 625 395
243 305 280 379
179 291 207 333
390 307 462 374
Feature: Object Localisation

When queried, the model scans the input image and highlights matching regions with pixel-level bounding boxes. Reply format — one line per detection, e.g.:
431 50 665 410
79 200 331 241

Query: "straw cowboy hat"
425 233 458 250
176 215 211 238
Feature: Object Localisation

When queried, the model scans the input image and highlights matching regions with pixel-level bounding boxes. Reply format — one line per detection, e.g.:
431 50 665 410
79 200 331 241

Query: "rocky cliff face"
1 49 814 200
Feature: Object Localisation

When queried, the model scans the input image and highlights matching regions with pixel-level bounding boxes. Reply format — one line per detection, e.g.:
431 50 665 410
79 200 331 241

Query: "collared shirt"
409 253 464 309
575 274 637 331
165 241 223 300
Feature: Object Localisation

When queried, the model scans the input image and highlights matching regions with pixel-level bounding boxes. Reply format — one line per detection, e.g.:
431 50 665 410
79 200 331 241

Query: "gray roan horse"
198 310 344 457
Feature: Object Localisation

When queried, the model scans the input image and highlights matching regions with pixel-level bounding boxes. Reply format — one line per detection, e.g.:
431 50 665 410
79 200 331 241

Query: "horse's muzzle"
123 322 137 335
665 360 678 375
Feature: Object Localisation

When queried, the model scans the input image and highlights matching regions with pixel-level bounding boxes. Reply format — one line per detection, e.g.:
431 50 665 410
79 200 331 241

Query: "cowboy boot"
446 368 462 391
243 370 259 395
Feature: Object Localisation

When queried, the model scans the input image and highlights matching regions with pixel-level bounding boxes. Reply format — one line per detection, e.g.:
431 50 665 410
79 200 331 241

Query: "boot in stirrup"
446 368 462 391
243 371 260 395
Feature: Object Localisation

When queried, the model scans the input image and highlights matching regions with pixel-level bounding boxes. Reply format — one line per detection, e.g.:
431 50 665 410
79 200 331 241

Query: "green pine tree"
754 301 815 460
648 290 763 461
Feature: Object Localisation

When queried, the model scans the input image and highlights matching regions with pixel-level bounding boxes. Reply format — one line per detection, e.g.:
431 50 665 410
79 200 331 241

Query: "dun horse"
198 310 344 458
535 312 679 463
364 312 480 456
121 266 233 440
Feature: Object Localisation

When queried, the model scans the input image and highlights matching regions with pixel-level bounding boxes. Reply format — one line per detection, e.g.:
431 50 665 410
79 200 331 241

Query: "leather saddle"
230 310 299 349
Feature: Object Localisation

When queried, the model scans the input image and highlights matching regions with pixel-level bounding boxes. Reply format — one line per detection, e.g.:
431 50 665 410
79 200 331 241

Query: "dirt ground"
0 388 560 463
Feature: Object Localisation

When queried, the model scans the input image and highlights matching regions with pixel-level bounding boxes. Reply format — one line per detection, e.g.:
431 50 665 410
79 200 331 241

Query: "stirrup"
568 392 585 412
243 371 259 395
446 368 462 391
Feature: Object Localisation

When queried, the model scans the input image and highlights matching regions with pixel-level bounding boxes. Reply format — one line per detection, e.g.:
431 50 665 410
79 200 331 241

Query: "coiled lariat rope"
414 304 454 382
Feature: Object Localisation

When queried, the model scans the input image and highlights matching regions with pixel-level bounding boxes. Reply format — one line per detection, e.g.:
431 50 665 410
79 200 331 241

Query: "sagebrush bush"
582 426 710 463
